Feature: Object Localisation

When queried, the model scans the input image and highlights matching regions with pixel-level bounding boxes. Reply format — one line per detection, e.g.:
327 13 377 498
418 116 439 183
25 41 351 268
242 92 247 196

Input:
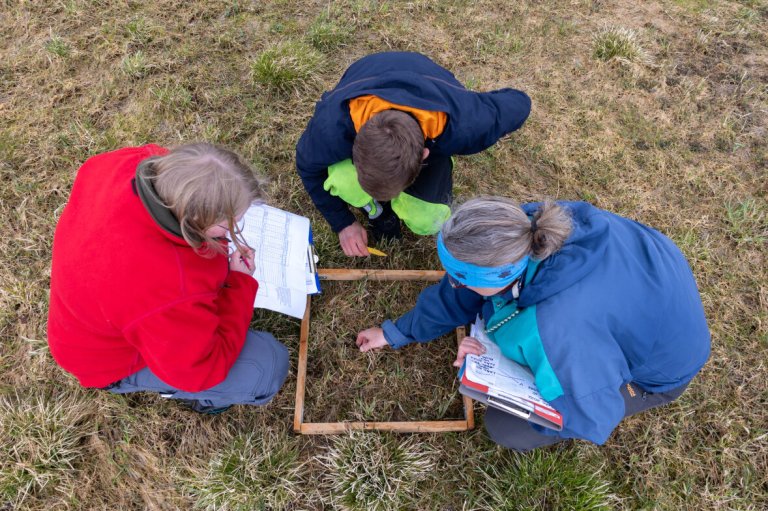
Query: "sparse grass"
673 0 715 12
725 198 767 245
303 280 462 423
125 17 151 46
320 433 435 510
308 11 353 51
1 0 766 509
150 82 194 113
474 26 525 59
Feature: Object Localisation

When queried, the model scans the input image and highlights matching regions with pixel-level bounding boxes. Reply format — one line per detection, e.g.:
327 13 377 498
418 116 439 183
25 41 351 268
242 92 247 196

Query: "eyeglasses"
447 274 467 289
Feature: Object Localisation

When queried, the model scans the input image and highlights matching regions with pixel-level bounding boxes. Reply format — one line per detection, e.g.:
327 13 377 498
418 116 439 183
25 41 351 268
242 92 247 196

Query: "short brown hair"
352 110 424 201
137 143 267 256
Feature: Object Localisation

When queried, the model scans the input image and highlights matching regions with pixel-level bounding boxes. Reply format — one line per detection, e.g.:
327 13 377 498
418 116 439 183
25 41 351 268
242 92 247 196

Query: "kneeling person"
356 198 710 450
48 143 289 414
296 51 531 256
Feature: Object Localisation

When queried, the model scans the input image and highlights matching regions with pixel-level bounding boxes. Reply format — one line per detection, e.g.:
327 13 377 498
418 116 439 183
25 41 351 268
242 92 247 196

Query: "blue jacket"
295 52 531 232
382 202 710 444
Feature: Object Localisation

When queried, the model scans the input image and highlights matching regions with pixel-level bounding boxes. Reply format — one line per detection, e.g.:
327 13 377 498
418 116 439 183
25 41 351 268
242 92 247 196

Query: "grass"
319 433 436 510
308 11 353 51
476 447 615 510
725 198 767 245
592 27 651 66
251 41 324 94
302 280 463 423
43 35 71 59
0 393 95 507
1 0 767 509
121 50 148 78
184 431 305 511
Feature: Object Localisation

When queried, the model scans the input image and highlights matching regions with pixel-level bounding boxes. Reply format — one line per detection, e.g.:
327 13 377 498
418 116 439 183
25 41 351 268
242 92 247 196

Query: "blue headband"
437 232 529 288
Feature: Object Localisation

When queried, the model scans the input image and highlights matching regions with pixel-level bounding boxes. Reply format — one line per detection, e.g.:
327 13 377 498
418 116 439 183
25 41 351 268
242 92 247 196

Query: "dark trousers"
484 381 690 452
368 152 453 238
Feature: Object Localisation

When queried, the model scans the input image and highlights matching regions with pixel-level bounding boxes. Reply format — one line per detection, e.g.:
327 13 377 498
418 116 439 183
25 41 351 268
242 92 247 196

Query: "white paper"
253 282 308 319
234 205 314 318
466 317 552 409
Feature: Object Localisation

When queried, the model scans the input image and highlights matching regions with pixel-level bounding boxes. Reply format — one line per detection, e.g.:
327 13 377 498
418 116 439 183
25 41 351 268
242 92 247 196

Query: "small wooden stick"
318 268 445 281
293 295 311 433
299 420 471 435
456 325 475 429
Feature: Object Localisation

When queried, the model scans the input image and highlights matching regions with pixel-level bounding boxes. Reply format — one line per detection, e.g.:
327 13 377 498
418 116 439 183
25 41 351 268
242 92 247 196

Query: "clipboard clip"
487 395 531 420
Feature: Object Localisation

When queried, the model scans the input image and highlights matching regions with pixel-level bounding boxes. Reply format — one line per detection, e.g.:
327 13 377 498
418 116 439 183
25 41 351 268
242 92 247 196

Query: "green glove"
324 159 380 217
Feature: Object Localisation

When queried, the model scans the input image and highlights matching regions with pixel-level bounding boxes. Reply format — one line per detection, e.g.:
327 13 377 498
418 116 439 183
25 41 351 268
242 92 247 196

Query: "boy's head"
352 110 425 201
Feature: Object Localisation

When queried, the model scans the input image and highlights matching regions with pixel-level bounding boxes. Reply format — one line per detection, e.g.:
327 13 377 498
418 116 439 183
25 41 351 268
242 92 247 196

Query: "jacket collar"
133 170 185 241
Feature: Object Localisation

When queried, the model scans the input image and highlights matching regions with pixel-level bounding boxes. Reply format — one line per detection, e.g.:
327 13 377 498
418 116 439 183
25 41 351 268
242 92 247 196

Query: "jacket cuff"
382 320 413 350
330 212 357 234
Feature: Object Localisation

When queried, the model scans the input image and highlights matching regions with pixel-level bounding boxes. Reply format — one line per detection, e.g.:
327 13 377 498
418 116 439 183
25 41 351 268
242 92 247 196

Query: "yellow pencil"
366 247 387 257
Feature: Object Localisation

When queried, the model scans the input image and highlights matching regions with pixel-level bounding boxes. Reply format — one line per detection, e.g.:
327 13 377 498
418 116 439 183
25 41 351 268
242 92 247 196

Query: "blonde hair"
441 197 572 266
136 143 267 256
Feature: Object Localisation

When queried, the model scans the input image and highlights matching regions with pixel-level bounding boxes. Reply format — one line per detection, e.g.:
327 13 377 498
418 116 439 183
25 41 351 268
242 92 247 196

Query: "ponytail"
529 202 572 260
441 197 572 267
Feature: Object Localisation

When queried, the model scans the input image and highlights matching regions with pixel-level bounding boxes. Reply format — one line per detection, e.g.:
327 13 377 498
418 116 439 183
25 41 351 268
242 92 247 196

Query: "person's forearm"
383 278 484 349
297 166 356 232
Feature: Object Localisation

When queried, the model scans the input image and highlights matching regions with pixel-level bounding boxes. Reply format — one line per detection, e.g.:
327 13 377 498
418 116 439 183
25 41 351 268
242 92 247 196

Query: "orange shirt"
348 95 448 139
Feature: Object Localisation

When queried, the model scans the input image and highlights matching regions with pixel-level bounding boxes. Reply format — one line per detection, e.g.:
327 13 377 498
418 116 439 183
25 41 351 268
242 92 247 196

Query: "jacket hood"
334 77 463 117
518 202 609 307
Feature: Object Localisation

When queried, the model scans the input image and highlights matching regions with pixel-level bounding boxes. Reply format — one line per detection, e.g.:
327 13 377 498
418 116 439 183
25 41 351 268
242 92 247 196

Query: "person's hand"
356 327 389 352
338 221 369 257
229 248 255 276
453 336 486 367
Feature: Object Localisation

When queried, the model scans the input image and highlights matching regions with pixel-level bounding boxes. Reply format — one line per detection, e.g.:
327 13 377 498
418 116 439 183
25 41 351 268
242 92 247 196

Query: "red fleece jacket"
47 145 258 392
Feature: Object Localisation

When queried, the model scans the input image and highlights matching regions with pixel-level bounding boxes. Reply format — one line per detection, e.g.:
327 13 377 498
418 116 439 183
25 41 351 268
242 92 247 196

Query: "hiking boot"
369 209 402 242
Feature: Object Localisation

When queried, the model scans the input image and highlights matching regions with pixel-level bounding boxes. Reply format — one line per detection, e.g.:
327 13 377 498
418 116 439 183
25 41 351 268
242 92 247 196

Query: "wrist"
381 320 412 350
333 216 358 234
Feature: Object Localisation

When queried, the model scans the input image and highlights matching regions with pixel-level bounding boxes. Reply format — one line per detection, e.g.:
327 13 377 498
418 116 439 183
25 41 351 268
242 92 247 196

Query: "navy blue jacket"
295 52 531 232
382 202 710 444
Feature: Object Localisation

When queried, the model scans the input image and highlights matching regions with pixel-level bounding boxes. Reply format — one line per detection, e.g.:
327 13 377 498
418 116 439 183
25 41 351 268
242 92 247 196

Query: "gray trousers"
108 330 289 409
485 381 690 452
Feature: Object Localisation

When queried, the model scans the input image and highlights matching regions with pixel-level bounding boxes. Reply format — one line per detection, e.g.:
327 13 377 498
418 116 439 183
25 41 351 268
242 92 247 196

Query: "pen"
238 247 253 270
367 247 387 257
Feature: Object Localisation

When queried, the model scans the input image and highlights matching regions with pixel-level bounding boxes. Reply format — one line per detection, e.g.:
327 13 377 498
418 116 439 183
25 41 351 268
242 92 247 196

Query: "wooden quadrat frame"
293 268 475 435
